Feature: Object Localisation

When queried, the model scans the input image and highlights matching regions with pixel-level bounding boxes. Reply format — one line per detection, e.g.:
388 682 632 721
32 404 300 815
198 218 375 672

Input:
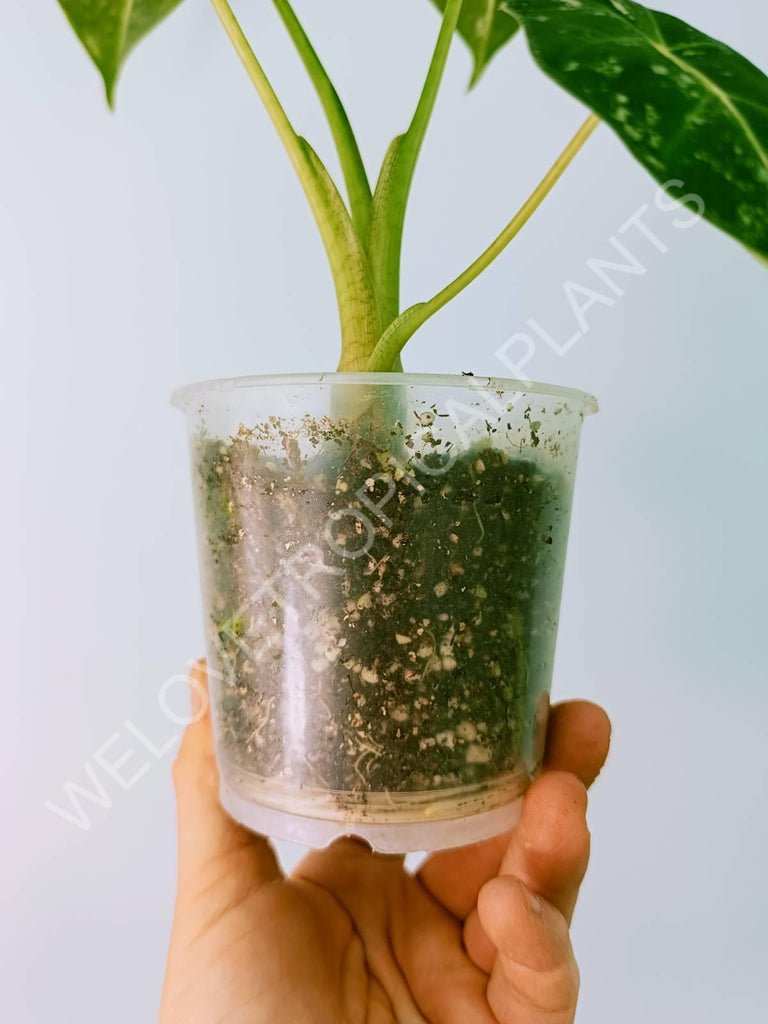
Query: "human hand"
159 662 610 1024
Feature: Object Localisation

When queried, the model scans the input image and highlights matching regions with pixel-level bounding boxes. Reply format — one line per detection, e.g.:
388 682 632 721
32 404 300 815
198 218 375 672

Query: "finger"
543 700 611 785
172 660 281 889
463 771 589 972
417 701 610 918
498 771 590 923
479 875 579 1024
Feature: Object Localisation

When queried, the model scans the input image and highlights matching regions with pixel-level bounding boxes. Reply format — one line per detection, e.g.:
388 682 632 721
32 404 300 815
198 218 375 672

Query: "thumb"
172 660 281 888
478 875 579 1024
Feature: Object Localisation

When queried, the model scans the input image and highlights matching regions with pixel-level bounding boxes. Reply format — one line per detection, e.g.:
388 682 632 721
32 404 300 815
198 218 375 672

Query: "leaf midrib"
117 0 135 66
539 5 768 175
646 22 768 175
476 0 498 72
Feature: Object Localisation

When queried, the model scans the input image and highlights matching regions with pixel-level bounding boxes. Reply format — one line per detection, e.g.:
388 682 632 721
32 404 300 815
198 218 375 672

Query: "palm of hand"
160 665 610 1024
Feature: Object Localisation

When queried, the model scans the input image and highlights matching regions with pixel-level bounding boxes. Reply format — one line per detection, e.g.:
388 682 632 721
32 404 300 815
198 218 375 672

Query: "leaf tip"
100 63 120 110
467 62 485 90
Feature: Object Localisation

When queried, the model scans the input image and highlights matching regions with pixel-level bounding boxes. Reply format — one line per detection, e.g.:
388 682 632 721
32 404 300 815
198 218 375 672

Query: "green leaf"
507 0 768 259
430 1 520 85
57 0 185 105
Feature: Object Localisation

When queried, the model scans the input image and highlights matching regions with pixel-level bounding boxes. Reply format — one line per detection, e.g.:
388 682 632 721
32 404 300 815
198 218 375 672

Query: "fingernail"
524 887 543 916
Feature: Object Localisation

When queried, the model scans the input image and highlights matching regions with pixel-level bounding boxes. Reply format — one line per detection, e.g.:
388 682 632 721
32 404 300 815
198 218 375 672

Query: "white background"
2 1 767 1021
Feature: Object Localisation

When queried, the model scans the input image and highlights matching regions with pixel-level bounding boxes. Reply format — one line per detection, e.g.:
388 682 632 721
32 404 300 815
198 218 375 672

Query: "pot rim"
171 372 598 415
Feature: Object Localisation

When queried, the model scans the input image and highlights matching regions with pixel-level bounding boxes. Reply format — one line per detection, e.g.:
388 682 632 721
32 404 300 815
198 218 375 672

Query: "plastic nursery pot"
172 373 597 853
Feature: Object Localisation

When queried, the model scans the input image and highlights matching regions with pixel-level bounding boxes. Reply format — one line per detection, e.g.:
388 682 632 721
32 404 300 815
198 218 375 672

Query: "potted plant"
57 0 767 851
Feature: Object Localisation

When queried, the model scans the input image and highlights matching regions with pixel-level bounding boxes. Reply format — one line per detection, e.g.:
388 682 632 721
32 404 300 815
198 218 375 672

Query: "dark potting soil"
196 416 570 799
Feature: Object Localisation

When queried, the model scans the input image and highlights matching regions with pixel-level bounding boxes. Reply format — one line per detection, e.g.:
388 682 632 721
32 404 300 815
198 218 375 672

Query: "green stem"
367 114 600 371
271 0 373 240
210 0 314 206
368 0 463 328
209 0 380 369
402 0 463 185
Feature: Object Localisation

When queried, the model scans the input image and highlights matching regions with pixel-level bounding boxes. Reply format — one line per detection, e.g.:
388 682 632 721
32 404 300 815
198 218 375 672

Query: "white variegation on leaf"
507 0 768 258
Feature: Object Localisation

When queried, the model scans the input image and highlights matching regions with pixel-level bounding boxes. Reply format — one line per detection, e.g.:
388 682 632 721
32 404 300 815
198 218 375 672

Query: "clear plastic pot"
172 373 597 852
